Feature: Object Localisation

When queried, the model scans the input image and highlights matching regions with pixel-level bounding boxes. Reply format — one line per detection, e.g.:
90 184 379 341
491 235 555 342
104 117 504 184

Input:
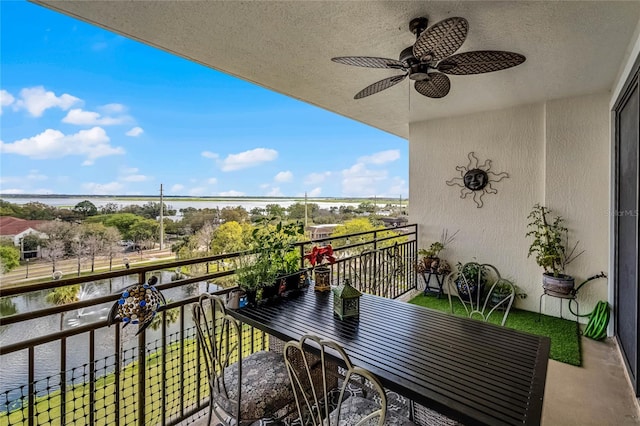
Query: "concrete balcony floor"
542 336 640 425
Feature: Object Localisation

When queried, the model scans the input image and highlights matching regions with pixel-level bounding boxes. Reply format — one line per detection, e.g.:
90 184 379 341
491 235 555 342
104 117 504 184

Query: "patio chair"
446 263 515 326
283 334 416 425
192 293 295 426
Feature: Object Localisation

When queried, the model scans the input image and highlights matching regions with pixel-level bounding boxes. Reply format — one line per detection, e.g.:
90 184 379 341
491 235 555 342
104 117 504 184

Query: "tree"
265 204 286 218
46 285 80 330
148 300 179 331
38 221 76 271
81 223 109 272
102 226 123 271
287 202 319 220
195 222 218 256
73 200 98 217
330 218 379 253
220 206 249 223
41 240 66 273
210 221 250 255
20 202 58 220
0 245 20 273
129 218 159 248
100 202 121 215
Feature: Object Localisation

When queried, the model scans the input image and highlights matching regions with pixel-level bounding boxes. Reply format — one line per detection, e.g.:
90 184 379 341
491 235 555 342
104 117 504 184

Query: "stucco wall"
409 92 610 320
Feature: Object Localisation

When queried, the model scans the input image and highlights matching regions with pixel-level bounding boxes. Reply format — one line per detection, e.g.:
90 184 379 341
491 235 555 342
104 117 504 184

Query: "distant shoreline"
0 194 408 204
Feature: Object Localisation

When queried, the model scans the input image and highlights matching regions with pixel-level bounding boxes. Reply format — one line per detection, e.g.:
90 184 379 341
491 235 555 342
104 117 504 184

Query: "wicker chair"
446 262 515 326
192 294 295 425
284 334 416 426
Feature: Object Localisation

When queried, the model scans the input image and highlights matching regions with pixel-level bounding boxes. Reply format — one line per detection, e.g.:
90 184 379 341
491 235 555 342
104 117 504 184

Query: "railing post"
137 271 146 426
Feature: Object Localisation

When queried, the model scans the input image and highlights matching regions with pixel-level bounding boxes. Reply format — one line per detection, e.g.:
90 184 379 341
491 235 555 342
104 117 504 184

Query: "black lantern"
333 278 362 320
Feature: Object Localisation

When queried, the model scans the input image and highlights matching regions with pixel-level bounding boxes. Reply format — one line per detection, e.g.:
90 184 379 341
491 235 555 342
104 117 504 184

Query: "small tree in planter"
526 204 584 294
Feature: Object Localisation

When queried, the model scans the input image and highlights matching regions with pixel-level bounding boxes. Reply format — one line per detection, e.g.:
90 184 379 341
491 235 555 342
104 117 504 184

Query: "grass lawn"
409 294 581 366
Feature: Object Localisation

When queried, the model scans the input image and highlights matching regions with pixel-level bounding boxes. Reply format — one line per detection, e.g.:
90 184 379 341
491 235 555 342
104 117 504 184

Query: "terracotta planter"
542 273 575 295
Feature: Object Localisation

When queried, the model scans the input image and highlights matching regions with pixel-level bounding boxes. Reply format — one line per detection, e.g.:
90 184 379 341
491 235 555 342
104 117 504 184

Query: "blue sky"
0 1 408 198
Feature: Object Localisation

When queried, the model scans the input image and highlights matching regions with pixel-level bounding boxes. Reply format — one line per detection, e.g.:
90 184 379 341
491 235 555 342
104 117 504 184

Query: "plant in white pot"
526 204 584 295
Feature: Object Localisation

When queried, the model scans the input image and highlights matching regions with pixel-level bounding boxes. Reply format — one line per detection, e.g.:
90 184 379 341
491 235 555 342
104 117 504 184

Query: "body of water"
2 196 371 213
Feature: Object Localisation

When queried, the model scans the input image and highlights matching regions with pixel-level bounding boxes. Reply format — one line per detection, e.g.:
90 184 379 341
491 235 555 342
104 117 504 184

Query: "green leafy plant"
251 216 304 275
526 204 583 277
235 250 276 292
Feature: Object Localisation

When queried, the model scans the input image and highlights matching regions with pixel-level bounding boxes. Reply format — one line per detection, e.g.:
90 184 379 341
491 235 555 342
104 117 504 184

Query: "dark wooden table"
230 290 550 426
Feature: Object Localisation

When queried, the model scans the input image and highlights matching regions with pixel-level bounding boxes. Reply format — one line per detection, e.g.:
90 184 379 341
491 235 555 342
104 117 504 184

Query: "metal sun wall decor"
446 152 509 208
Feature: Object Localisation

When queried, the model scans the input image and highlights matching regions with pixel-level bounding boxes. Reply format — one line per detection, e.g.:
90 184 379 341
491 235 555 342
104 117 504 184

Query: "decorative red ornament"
304 244 337 267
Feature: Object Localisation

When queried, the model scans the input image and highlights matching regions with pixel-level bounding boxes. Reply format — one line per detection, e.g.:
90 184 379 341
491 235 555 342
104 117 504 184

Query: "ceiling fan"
331 16 526 99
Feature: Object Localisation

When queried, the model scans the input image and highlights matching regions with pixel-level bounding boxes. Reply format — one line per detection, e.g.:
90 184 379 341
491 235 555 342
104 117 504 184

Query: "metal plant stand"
420 271 446 298
539 289 579 324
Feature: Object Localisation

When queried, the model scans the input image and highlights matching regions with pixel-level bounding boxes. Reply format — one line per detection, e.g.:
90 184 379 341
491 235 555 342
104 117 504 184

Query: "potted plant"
527 204 584 295
251 217 305 298
417 229 458 273
304 244 337 292
488 279 527 309
235 250 277 307
454 261 488 302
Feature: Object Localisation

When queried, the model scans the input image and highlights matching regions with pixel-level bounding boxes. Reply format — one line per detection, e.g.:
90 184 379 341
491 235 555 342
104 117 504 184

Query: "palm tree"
148 299 179 331
46 285 80 329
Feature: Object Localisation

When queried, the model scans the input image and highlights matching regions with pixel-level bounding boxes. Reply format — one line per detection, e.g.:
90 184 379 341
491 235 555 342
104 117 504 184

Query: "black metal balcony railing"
0 225 417 426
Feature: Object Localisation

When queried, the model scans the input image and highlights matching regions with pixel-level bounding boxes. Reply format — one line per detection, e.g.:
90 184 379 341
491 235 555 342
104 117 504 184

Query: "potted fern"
526 204 583 295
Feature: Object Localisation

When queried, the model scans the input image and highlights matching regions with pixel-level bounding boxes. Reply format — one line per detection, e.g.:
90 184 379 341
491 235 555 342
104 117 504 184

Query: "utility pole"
304 192 308 227
159 184 164 250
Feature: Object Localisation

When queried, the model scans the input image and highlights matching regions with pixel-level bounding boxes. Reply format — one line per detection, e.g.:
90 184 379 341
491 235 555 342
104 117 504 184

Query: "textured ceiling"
33 1 640 139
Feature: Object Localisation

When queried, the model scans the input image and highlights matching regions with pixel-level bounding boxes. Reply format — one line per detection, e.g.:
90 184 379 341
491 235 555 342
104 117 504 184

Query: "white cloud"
274 171 293 183
121 167 139 174
259 183 270 189
221 148 278 171
82 181 124 195
207 178 218 185
202 151 219 159
62 108 130 126
0 90 15 114
126 126 144 137
308 187 322 197
188 187 207 196
358 149 400 165
100 103 126 114
170 184 185 193
266 187 283 196
385 177 408 198
0 127 124 165
219 190 245 196
341 163 388 197
122 174 149 182
304 171 332 185
14 86 81 117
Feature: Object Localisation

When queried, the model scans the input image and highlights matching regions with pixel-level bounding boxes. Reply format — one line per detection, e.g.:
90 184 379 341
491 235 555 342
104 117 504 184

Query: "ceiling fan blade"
413 17 468 62
332 56 406 70
438 51 526 75
354 74 408 99
414 73 451 98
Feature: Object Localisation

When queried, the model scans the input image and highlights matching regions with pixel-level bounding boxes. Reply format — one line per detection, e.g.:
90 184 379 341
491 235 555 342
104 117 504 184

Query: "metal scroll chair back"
447 263 515 326
193 294 297 425
192 293 243 425
284 335 387 426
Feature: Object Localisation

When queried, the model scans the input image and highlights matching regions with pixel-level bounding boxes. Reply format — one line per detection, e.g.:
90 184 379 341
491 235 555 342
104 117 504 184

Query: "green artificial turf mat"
409 294 581 366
